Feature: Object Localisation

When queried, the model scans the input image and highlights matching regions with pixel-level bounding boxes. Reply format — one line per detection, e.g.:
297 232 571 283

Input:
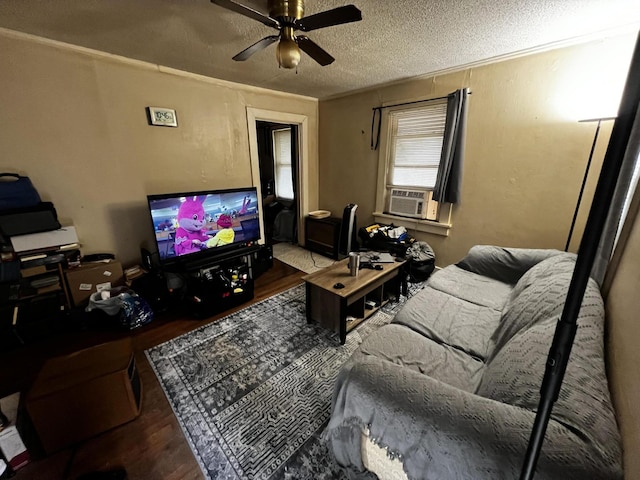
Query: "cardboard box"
65 260 124 307
25 338 142 454
20 264 47 278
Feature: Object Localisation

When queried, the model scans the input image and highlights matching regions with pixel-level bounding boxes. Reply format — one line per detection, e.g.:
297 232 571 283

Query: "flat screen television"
147 186 261 270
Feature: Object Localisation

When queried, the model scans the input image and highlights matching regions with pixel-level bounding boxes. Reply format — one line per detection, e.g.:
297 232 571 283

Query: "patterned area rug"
271 243 336 273
146 282 423 479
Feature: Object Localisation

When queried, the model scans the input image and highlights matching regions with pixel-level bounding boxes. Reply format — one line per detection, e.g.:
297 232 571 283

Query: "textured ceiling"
0 0 639 98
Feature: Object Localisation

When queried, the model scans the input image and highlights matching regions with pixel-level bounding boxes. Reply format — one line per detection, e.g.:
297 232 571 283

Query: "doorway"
246 107 310 248
256 121 299 245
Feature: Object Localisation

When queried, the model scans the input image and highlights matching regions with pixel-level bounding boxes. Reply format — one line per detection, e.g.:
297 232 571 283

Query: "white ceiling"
1 0 639 99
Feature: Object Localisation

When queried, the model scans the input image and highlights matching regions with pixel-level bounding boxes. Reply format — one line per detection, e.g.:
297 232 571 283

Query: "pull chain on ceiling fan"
211 0 362 69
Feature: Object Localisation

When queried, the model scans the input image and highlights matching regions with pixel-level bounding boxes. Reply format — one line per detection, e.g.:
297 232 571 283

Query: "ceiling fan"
211 0 362 69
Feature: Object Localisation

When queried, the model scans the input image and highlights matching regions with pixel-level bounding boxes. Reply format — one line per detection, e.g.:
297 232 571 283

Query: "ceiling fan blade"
232 35 279 61
296 36 335 66
295 5 362 32
211 0 280 29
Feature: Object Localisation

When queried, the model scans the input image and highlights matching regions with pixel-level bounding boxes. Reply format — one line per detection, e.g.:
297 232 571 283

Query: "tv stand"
179 245 260 318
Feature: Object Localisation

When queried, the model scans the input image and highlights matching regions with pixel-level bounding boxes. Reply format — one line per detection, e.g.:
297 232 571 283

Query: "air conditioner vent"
388 189 438 220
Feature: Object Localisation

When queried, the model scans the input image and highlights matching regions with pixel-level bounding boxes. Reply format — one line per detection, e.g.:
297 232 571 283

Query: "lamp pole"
521 32 640 479
565 117 616 252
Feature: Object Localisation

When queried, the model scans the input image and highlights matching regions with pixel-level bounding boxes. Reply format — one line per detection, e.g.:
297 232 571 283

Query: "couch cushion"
427 265 513 310
393 286 502 360
356 323 484 392
457 245 566 284
489 254 577 356
476 284 621 458
508 252 577 300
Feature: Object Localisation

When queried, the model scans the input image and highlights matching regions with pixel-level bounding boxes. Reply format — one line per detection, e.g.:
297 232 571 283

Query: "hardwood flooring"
0 259 306 480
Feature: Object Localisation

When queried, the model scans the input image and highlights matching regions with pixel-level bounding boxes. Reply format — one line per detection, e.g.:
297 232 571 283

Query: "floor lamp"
521 30 640 479
565 116 616 252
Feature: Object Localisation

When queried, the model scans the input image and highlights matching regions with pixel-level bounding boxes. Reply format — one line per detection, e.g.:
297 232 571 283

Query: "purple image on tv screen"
147 187 261 264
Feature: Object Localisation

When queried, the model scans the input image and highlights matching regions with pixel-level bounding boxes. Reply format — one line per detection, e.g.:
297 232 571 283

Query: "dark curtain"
433 88 469 203
256 121 276 196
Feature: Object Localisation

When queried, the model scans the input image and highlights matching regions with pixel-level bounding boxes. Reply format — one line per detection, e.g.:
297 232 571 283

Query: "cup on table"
348 252 360 276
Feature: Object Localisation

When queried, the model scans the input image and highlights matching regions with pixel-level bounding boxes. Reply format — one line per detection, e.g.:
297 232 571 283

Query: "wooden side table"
305 216 342 259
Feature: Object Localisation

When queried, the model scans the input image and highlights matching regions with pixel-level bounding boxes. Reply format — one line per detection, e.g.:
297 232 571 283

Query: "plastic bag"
86 286 154 330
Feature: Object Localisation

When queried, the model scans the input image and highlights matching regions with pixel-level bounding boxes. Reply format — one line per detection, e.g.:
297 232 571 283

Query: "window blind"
273 128 294 200
389 101 447 189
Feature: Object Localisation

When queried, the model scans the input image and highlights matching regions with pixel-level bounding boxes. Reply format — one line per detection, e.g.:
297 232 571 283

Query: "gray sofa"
325 246 622 479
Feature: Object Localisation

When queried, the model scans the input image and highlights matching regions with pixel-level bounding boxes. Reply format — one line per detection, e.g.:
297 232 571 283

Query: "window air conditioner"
388 189 438 221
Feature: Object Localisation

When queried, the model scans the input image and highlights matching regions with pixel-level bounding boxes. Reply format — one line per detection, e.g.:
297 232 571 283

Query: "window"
389 101 447 189
374 99 453 235
272 128 294 200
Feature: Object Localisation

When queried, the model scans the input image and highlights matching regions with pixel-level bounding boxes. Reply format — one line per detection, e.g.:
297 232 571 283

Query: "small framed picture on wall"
147 107 178 127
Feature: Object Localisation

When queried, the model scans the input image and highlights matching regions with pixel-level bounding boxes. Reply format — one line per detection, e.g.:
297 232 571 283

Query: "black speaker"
130 272 172 314
141 248 155 272
338 204 358 257
251 244 273 279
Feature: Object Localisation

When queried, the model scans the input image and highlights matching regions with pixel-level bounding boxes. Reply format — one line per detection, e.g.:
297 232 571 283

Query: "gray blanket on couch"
325 246 622 479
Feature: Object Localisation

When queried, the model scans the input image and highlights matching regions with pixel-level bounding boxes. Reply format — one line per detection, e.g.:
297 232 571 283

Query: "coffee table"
302 257 406 344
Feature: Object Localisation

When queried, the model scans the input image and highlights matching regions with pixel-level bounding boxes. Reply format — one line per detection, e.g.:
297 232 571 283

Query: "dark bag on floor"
405 241 436 282
86 287 154 330
0 173 41 210
358 224 414 257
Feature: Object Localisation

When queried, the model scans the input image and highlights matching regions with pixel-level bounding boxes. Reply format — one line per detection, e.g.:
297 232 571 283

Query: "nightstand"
305 216 342 259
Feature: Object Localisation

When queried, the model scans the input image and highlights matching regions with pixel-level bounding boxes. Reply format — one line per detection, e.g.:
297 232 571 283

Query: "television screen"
147 187 261 267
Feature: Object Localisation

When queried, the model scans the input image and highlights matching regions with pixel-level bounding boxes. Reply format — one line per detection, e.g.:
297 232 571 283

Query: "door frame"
246 107 309 245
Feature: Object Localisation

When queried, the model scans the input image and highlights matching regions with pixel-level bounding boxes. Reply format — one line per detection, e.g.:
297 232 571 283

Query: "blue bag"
86 287 154 330
0 173 41 210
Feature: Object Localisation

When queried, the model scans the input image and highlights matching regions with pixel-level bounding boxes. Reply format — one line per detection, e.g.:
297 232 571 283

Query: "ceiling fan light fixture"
276 27 300 69
212 0 361 68
276 39 300 68
268 0 304 20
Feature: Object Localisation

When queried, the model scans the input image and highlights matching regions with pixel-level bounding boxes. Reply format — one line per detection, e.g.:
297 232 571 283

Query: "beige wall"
319 34 636 266
606 182 640 478
0 30 319 266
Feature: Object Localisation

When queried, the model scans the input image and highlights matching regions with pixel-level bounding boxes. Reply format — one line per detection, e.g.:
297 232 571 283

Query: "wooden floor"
0 259 305 480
